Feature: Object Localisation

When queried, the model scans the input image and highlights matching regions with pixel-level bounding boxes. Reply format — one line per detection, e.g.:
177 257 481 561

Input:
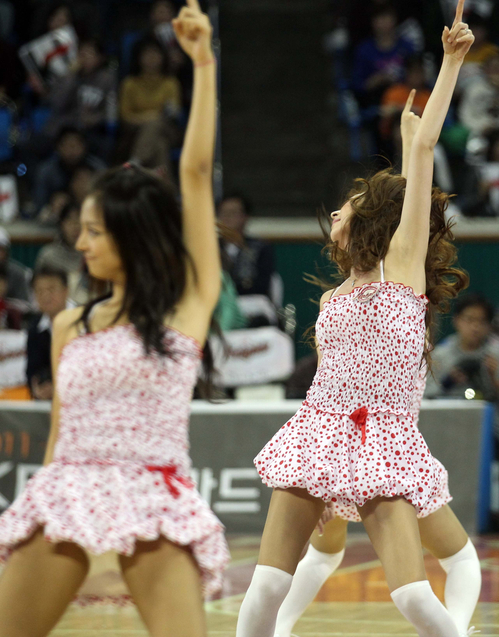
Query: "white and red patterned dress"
0 324 230 598
255 264 451 520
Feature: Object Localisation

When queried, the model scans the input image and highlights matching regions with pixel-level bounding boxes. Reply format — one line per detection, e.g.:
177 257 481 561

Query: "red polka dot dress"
0 324 230 598
255 262 451 519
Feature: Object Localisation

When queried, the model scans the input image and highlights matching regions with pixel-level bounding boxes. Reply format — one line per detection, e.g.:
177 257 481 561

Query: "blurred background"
0 0 499 537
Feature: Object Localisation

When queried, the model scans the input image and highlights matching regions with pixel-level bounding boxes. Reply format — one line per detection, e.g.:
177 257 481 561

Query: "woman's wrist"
442 53 463 69
194 52 216 67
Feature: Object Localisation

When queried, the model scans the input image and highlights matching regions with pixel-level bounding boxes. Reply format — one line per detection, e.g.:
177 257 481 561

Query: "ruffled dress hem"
255 401 452 522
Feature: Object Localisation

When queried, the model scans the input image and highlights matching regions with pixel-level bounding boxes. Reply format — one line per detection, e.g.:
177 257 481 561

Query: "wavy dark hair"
313 169 469 362
79 165 216 394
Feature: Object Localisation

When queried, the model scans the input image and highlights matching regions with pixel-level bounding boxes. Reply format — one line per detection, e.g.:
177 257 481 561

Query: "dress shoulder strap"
380 259 385 283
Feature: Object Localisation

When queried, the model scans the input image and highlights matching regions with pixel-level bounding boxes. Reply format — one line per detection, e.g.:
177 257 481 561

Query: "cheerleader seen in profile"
0 3 229 637
236 2 476 636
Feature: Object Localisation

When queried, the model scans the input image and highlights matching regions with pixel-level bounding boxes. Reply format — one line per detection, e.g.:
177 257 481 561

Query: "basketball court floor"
49 533 499 636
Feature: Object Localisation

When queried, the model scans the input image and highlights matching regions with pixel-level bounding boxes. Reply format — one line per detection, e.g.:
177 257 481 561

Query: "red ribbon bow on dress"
350 407 368 444
146 465 193 498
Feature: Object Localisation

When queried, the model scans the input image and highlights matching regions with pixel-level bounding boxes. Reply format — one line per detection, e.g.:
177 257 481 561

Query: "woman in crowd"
236 3 476 636
0 3 228 637
118 37 182 173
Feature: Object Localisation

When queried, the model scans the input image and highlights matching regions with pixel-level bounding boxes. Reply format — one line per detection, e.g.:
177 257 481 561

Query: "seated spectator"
0 262 23 329
118 38 182 172
149 0 184 71
459 54 499 138
33 127 105 213
43 1 72 35
35 201 87 304
0 228 32 304
135 1 191 104
26 2 75 97
27 267 69 400
38 191 71 226
45 39 118 161
380 55 431 125
425 294 499 400
352 4 414 108
218 194 278 303
460 12 499 83
36 167 96 226
461 131 499 217
68 164 97 206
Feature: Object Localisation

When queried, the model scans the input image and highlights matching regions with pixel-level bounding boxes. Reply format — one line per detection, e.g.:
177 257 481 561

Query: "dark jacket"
222 237 276 298
26 313 52 394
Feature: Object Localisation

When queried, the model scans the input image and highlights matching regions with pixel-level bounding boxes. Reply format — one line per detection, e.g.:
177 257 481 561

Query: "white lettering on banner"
219 468 260 499
0 462 14 507
190 467 218 506
214 501 260 513
15 464 41 499
191 467 261 514
0 463 261 515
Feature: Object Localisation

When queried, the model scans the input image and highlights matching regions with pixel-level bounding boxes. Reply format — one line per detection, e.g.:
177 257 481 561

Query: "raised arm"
173 1 221 311
390 0 474 273
400 89 421 179
43 308 81 465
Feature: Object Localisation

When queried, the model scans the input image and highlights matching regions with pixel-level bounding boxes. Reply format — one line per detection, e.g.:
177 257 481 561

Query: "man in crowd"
33 126 105 213
217 193 278 301
352 4 414 108
26 266 69 400
425 293 499 400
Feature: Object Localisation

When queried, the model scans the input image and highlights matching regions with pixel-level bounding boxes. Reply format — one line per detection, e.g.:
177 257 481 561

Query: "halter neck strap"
380 259 385 283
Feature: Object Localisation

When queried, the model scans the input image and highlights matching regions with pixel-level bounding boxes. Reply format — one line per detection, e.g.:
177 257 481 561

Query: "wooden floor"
50 535 499 636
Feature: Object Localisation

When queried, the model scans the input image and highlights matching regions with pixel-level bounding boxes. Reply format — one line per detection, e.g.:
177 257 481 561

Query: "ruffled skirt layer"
254 401 451 522
0 460 230 599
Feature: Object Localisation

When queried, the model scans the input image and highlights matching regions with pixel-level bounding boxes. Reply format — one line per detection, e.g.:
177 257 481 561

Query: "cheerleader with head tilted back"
0 3 229 637
273 90 481 637
236 3 477 636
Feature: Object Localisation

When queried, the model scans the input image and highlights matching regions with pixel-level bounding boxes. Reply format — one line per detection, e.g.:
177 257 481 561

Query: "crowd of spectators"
0 0 284 398
0 0 285 397
326 0 499 217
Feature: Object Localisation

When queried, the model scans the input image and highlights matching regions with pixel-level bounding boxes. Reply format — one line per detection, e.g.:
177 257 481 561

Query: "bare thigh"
358 496 426 592
418 505 469 559
119 537 206 637
311 517 348 554
258 487 325 575
0 528 89 637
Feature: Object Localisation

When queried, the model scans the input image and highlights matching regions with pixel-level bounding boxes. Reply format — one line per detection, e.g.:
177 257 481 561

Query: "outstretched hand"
442 0 475 62
401 89 422 145
172 0 213 65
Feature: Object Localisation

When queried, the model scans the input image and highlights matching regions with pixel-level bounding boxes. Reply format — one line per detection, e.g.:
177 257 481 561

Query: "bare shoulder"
53 307 83 332
52 307 84 344
320 289 335 310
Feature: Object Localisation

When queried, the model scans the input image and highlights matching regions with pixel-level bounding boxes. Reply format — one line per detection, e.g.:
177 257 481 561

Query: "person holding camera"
425 294 499 401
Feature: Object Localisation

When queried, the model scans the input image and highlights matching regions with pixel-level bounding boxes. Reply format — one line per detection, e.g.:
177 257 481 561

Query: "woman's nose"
330 210 339 220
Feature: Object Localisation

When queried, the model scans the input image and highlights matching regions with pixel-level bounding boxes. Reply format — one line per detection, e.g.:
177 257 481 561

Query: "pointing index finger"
454 0 465 26
403 89 416 114
186 0 202 12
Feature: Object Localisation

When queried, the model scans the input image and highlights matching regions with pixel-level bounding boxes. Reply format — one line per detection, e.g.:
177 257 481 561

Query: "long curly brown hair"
316 169 469 361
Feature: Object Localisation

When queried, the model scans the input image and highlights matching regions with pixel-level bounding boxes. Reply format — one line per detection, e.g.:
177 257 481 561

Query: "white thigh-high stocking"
274 545 345 637
236 565 293 637
391 580 459 637
439 538 481 636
